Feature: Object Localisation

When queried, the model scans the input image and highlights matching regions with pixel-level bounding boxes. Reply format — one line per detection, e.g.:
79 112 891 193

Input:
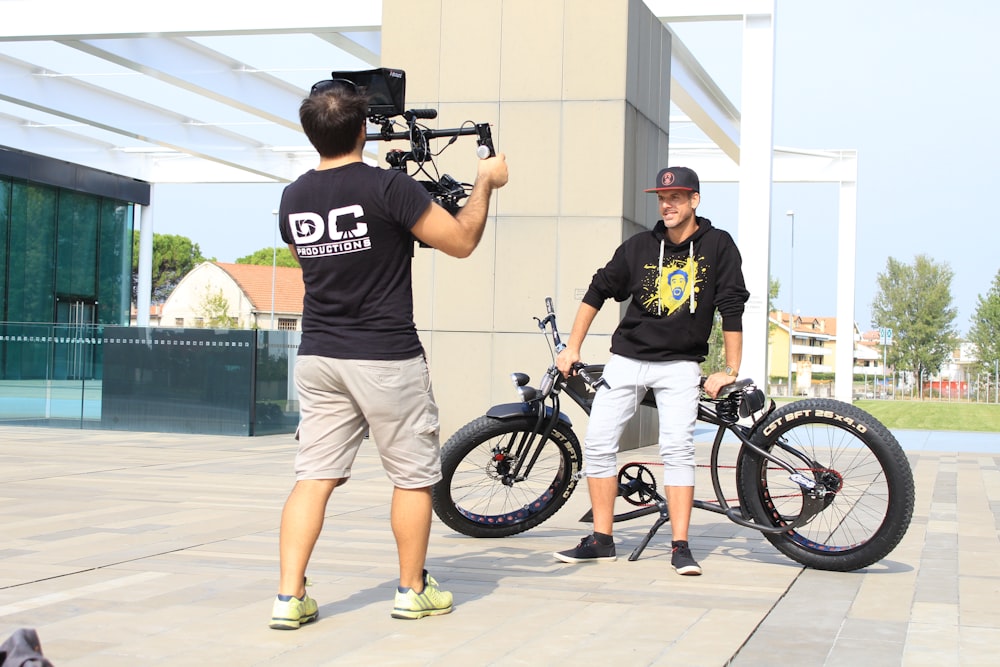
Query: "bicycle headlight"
516 385 538 403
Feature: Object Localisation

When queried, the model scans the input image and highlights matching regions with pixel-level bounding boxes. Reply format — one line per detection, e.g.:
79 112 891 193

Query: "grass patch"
771 399 1000 432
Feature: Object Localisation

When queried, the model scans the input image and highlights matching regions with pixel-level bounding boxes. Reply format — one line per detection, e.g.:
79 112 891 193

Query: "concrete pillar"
383 0 672 444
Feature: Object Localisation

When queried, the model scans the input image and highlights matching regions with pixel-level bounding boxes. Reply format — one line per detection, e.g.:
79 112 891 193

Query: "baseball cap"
644 166 700 193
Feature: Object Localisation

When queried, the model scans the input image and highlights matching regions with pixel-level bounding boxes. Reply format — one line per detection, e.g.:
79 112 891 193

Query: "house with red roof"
158 262 304 330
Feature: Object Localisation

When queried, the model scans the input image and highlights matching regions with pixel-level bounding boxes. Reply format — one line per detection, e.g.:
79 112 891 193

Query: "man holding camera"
269 78 507 629
552 166 748 576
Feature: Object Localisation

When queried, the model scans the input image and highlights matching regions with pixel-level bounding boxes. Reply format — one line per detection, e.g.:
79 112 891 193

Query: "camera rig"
329 67 496 216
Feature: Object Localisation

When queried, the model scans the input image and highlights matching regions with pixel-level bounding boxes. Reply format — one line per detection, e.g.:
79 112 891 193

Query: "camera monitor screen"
329 67 406 118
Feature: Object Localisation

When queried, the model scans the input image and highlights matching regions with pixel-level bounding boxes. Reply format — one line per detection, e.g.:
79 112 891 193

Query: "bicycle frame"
502 301 839 560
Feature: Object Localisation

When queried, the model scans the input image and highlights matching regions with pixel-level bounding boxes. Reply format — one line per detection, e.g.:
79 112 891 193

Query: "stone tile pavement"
1 425 998 666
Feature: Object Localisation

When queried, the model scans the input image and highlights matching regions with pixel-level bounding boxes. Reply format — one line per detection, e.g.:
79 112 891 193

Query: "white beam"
667 28 740 161
669 145 858 183
734 5 776 389
315 31 380 65
835 178 859 402
62 37 306 131
645 0 775 22
0 54 303 181
0 1 382 39
0 114 304 182
137 191 154 326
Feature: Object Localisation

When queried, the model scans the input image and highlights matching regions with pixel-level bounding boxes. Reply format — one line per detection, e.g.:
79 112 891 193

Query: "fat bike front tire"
432 415 583 538
737 398 915 571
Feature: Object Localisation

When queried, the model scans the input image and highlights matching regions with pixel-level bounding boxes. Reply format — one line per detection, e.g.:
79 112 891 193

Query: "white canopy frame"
0 0 858 400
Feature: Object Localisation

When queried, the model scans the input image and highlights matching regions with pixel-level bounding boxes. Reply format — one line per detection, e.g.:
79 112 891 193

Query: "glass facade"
0 148 300 436
1 174 134 383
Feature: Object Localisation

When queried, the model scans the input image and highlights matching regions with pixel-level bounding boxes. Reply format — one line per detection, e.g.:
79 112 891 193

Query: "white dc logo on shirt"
290 205 367 243
289 205 372 258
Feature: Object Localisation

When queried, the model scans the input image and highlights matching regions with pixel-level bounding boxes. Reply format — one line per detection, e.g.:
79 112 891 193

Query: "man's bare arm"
410 154 508 258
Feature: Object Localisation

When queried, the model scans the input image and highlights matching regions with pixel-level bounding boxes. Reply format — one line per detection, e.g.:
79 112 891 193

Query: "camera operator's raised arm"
410 153 508 258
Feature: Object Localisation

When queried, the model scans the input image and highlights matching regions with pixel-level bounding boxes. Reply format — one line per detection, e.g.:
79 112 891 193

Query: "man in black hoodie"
553 166 749 575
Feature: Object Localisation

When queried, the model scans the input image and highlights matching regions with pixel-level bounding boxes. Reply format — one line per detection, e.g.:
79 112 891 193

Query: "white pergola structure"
0 0 858 401
672 144 859 401
657 1 858 400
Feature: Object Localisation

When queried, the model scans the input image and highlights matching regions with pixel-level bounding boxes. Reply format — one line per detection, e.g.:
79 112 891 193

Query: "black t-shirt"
278 162 432 360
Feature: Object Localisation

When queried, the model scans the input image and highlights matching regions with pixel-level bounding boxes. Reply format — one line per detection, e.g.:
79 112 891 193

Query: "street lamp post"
271 209 278 330
786 210 795 397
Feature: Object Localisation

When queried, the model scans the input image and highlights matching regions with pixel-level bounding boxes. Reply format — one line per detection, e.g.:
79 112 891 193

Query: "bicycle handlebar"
573 363 607 390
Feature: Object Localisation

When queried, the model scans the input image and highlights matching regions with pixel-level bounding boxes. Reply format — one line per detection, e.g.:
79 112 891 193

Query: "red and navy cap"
644 166 700 193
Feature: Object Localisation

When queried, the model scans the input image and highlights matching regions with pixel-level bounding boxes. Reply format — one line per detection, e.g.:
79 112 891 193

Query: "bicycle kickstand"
628 500 670 561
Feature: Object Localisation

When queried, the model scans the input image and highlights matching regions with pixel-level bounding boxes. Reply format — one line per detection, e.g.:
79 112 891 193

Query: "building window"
278 318 298 331
194 317 204 328
175 318 184 327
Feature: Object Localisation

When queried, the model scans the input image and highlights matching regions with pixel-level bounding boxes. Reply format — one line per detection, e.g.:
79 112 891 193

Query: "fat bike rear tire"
737 398 915 571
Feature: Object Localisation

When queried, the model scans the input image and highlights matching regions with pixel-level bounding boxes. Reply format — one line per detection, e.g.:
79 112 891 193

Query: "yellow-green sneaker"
391 570 453 620
269 592 319 630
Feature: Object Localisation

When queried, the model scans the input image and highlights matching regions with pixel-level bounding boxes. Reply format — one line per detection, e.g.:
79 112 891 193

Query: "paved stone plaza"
1 425 997 666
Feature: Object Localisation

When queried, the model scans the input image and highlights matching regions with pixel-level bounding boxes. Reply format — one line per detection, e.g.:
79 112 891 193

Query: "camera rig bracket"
328 67 496 217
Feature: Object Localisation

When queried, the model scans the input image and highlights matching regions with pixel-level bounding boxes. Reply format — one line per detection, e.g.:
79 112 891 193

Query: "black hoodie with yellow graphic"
581 216 749 363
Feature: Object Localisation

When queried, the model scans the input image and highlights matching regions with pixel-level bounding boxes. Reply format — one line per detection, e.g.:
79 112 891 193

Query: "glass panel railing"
0 324 301 436
254 330 301 435
0 322 103 429
101 327 255 435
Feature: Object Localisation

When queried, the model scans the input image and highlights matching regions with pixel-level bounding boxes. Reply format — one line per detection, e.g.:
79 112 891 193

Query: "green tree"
871 255 958 380
967 268 1000 376
767 276 781 335
768 276 780 314
132 232 207 303
703 314 726 375
236 247 300 267
197 286 237 328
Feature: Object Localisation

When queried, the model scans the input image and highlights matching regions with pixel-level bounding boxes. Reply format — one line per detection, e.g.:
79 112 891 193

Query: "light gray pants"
584 354 700 486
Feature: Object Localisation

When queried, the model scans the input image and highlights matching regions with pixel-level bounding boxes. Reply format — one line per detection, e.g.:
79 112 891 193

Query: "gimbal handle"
366 117 495 158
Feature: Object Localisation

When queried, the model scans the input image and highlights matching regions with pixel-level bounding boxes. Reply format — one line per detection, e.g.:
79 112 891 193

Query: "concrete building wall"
383 0 672 445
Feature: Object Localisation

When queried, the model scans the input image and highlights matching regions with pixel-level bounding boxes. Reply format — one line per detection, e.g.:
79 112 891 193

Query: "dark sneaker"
671 542 702 576
554 534 617 563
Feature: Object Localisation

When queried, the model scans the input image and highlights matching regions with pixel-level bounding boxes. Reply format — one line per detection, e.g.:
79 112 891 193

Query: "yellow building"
768 311 886 396
768 311 836 395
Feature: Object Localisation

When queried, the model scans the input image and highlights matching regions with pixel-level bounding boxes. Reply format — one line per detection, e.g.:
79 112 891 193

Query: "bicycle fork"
494 399 565 485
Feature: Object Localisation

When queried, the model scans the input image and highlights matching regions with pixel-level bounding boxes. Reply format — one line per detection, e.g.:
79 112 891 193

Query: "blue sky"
154 0 999 336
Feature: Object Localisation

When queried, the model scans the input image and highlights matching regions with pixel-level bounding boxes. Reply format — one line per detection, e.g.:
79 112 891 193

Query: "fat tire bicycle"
431 298 915 571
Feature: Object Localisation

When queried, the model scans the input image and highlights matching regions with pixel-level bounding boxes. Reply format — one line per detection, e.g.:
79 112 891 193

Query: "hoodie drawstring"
657 239 665 316
689 240 696 314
